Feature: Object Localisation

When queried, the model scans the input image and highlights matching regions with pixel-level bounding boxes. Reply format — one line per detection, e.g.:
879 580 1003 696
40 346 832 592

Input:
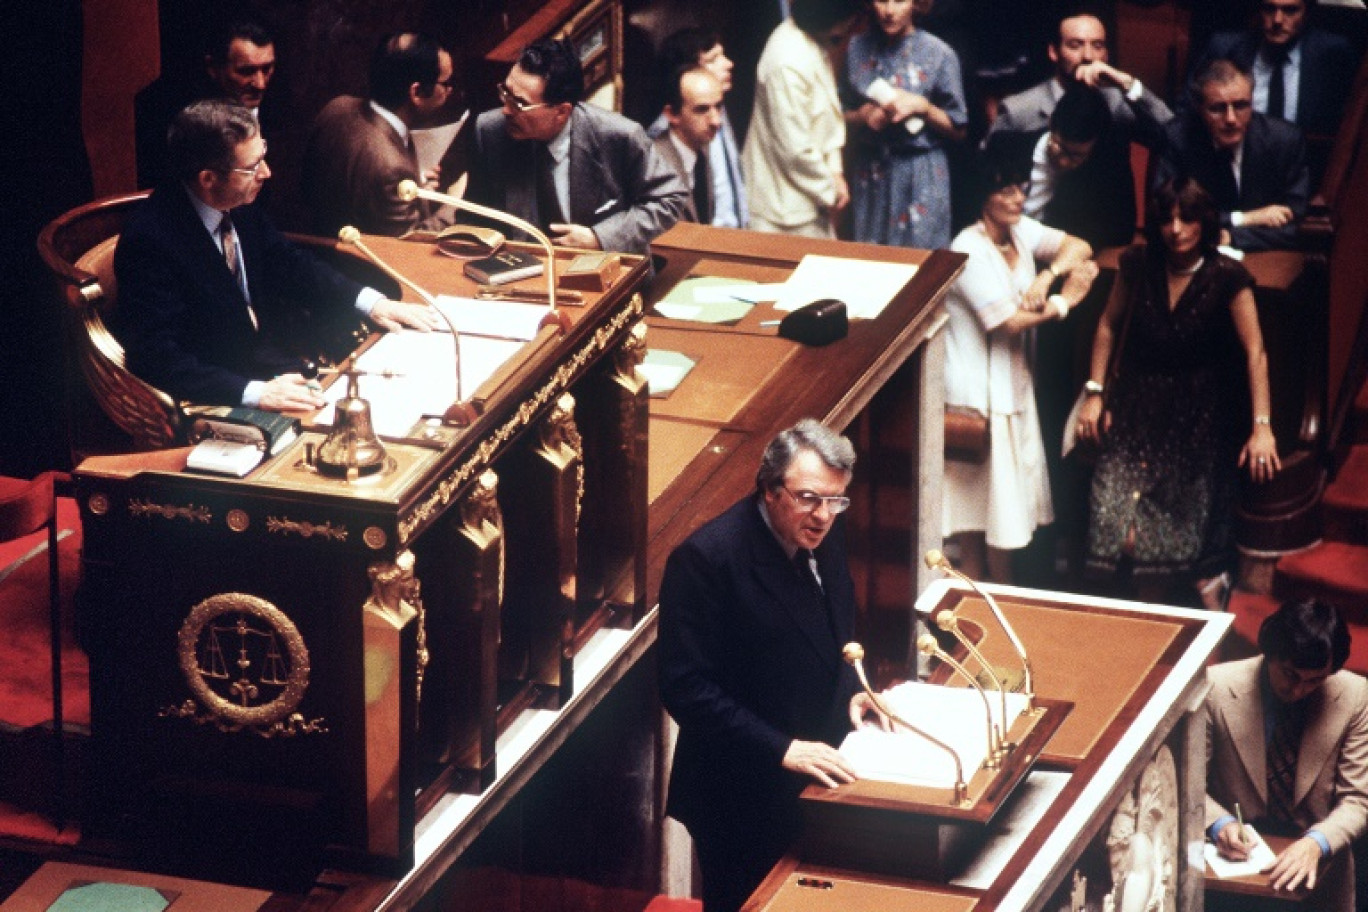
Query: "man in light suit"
1151 59 1309 252
303 32 460 238
652 67 725 224
1187 0 1359 139
646 27 749 228
466 38 687 255
1205 598 1368 911
114 101 441 411
660 420 885 912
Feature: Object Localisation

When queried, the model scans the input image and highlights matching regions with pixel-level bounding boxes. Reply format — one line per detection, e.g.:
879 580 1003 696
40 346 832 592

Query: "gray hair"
1190 58 1252 106
755 419 855 492
168 100 259 181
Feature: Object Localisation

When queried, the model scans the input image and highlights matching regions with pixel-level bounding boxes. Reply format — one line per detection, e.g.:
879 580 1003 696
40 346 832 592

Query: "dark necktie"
219 213 258 331
535 146 563 230
1214 147 1241 211
794 549 822 594
1266 45 1289 121
692 152 713 225
1266 706 1303 825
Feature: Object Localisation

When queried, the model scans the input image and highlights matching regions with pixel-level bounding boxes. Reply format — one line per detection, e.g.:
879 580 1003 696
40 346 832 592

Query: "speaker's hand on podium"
370 298 444 333
782 739 857 789
849 690 893 732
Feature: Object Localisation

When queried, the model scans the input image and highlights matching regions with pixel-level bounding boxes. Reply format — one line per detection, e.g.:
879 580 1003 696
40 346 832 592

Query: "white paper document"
1204 825 1278 878
316 331 524 437
410 111 468 180
773 254 918 320
434 295 548 341
840 680 1030 788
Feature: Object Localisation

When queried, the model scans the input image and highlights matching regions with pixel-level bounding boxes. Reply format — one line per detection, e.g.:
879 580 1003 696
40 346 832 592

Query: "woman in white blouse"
942 140 1097 581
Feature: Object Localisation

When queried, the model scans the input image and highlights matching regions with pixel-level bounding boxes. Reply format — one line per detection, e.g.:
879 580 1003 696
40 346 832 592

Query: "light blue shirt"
1252 41 1301 123
647 109 748 228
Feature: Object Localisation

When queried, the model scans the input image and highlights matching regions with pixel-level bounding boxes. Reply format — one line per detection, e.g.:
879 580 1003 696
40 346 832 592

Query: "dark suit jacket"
466 103 687 254
651 131 712 224
301 96 452 237
1189 28 1359 137
1206 657 1368 912
659 494 860 846
993 128 1139 249
111 184 366 404
1151 111 1309 251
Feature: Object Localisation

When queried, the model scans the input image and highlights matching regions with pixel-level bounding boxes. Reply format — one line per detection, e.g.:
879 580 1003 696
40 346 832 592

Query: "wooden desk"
1205 833 1340 909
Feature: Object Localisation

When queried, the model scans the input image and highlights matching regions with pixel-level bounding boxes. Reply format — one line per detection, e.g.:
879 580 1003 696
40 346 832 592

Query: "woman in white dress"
942 141 1097 581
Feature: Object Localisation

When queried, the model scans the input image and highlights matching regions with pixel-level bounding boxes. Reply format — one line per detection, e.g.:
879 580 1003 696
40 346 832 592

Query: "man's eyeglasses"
1204 100 1253 116
224 141 268 178
782 486 851 515
497 82 550 113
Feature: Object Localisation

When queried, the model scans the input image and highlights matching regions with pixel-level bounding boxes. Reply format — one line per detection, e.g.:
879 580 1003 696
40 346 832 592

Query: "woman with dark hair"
1077 176 1279 607
942 139 1096 581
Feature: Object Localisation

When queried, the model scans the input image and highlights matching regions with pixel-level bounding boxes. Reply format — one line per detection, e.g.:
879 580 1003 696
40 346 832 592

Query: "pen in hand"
1235 802 1250 848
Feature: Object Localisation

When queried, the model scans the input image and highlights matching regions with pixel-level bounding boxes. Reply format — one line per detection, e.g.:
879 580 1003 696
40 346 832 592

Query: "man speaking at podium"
113 100 441 412
659 420 884 912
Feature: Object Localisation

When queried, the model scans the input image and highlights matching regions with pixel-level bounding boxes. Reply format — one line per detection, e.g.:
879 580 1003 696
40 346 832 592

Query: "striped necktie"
219 213 258 331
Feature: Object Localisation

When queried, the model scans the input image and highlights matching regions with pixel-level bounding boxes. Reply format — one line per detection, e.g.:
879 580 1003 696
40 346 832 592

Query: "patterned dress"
1086 246 1254 582
843 28 967 250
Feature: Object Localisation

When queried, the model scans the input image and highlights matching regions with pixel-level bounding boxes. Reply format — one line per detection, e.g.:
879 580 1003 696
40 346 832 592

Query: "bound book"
463 249 544 285
189 407 300 456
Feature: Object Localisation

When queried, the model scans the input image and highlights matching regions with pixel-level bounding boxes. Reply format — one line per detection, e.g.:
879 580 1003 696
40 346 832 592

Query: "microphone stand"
842 642 968 804
396 180 571 334
924 549 1035 710
337 226 477 426
917 634 1002 768
933 611 1013 754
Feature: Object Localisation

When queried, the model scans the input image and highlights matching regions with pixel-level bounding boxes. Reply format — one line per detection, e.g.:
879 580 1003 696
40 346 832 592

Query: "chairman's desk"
68 225 963 908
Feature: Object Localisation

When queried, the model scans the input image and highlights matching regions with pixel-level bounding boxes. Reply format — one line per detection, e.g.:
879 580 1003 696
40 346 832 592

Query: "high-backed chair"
37 191 191 462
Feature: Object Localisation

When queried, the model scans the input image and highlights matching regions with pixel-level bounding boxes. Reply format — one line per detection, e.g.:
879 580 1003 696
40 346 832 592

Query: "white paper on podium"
433 295 548 341
1204 826 1278 878
315 330 524 437
772 254 918 319
840 680 1030 788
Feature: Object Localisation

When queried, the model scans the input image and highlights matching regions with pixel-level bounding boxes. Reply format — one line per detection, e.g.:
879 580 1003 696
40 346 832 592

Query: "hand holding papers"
865 77 924 135
1205 822 1278 878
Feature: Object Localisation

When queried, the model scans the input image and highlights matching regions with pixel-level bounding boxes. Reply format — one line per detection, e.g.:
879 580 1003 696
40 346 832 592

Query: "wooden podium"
744 580 1232 912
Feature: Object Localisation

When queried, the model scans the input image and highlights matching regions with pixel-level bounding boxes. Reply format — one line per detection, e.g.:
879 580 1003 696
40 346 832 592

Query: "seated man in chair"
113 100 441 412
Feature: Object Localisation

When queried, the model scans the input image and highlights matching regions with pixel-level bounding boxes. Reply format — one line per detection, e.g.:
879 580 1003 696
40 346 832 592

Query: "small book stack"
463 249 544 285
186 407 300 476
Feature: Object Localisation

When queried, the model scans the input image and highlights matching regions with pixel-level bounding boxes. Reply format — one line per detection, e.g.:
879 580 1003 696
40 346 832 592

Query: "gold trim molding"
129 498 211 524
266 516 349 542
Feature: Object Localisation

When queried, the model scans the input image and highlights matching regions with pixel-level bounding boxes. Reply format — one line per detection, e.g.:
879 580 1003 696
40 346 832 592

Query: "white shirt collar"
545 112 573 163
369 100 409 145
185 184 227 237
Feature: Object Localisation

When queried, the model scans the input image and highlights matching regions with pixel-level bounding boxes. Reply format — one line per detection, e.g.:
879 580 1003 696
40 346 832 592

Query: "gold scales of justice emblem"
161 592 327 737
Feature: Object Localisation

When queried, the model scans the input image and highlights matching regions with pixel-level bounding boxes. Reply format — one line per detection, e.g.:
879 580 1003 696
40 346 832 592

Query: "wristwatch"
1084 380 1105 396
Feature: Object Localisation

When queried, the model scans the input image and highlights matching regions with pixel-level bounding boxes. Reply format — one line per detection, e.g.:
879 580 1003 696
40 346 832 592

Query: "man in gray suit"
652 67 726 224
466 38 687 255
303 32 459 238
989 10 1171 152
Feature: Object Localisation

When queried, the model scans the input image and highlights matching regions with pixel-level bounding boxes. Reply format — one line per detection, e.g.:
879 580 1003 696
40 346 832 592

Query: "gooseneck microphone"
924 549 1035 707
934 610 1012 753
917 634 1002 768
842 642 967 803
337 226 477 425
396 179 570 333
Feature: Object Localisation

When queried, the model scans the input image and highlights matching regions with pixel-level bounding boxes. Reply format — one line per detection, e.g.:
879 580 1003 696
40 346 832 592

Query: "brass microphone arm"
397 180 565 328
925 549 1034 704
842 642 967 804
917 634 1001 767
934 611 1010 748
337 226 473 424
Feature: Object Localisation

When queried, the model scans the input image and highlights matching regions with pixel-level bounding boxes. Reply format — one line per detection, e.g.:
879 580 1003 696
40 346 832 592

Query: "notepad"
1204 826 1278 878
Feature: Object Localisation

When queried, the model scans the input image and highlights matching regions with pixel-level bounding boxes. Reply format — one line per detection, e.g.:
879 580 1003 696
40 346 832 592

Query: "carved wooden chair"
37 191 191 462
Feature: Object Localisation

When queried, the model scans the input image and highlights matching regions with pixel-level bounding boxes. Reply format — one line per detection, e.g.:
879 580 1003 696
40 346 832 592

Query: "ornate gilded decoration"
1103 745 1177 912
363 526 388 550
266 516 348 542
612 321 648 389
226 509 250 532
540 392 585 522
365 551 427 706
460 471 505 608
128 498 211 524
88 493 109 516
397 291 643 546
163 592 325 737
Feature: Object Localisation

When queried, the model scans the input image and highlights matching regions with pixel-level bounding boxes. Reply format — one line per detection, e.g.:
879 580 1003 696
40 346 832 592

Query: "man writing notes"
465 38 686 254
1206 598 1368 911
113 101 441 412
659 420 886 912
303 32 460 237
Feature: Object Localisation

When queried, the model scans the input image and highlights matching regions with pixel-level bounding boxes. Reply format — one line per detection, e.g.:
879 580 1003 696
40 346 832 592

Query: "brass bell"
315 371 387 480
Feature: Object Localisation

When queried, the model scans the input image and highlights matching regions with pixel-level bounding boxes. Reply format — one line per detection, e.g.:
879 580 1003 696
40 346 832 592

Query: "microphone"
924 549 1035 709
933 610 1013 755
396 180 571 334
917 634 1001 768
842 642 967 804
337 226 477 426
